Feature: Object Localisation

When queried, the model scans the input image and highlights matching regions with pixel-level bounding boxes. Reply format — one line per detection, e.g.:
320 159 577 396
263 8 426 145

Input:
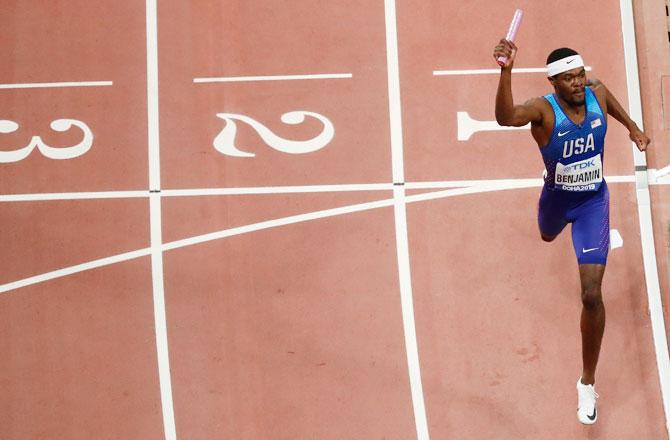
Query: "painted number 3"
0 119 93 163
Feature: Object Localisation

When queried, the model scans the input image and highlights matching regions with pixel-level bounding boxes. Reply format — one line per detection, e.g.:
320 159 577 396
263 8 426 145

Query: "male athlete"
492 40 650 424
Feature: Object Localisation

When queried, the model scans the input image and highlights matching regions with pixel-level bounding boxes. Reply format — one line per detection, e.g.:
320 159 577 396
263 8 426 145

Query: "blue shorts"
537 181 610 265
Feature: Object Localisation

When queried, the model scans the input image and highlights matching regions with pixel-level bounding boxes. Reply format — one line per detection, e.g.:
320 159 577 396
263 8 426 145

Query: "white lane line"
620 0 670 437
146 1 176 439
0 185 392 202
149 193 176 440
384 0 406 185
406 179 541 189
393 186 430 440
0 191 147 202
0 81 113 89
605 175 636 183
433 66 592 76
406 180 540 203
405 175 636 190
162 183 394 197
146 0 161 192
193 73 352 83
648 166 670 184
0 248 151 294
384 1 429 438
657 166 670 177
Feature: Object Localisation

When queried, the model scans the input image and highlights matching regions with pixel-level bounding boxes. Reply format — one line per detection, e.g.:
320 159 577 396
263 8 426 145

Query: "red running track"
1 1 669 439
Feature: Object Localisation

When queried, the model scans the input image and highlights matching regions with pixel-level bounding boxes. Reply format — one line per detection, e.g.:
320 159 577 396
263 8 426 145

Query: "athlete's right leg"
537 186 568 242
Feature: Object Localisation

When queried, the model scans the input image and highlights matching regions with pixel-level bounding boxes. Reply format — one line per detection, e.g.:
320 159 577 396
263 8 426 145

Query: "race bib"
555 154 602 191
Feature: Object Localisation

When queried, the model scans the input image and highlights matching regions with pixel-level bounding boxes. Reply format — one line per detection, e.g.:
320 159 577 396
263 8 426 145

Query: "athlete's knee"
581 284 603 310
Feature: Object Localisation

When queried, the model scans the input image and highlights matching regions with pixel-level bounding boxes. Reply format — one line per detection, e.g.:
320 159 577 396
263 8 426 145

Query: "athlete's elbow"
495 112 513 126
496 115 516 127
498 114 531 127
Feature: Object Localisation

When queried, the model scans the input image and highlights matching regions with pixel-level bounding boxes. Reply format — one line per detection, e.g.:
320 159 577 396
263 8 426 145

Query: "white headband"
546 54 585 77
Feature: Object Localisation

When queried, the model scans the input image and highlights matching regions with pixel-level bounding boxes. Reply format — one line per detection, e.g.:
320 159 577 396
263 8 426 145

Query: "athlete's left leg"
563 182 609 423
568 183 609 423
576 264 605 424
578 263 606 385
569 183 610 384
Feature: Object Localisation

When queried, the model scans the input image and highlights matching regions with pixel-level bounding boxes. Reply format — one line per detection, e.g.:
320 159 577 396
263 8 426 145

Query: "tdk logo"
563 159 596 172
562 133 595 158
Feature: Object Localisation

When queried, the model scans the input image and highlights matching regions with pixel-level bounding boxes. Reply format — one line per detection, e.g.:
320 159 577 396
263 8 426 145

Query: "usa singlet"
541 87 607 192
537 87 611 265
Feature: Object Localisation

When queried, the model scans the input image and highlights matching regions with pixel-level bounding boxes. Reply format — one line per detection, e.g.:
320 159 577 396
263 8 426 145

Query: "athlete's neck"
556 94 584 111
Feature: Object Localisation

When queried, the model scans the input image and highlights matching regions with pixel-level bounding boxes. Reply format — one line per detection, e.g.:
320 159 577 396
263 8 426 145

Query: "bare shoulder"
586 77 608 110
586 77 606 96
523 96 551 124
586 77 604 88
523 96 550 109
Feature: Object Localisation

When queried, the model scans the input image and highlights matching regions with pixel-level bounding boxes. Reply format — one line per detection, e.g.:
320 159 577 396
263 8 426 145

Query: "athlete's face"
549 67 587 106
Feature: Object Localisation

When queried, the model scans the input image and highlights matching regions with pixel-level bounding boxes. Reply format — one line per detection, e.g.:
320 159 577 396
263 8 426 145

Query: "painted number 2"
0 119 93 163
214 111 334 158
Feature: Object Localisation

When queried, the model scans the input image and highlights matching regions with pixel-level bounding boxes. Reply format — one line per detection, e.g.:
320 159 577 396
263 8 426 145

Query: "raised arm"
493 39 543 127
588 78 650 151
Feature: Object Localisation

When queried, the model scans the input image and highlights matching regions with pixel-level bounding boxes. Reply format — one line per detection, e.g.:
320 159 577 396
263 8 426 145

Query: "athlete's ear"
547 76 556 90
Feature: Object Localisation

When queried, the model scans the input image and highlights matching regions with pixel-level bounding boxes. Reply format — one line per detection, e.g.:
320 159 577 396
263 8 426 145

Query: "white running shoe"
576 378 599 425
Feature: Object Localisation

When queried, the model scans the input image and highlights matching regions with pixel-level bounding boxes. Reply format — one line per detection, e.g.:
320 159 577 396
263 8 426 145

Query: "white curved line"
0 248 151 294
38 119 93 160
0 136 40 163
215 112 333 156
213 117 255 157
0 120 19 133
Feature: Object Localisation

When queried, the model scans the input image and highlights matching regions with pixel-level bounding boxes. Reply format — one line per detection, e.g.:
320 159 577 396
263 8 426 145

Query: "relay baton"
497 9 524 66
